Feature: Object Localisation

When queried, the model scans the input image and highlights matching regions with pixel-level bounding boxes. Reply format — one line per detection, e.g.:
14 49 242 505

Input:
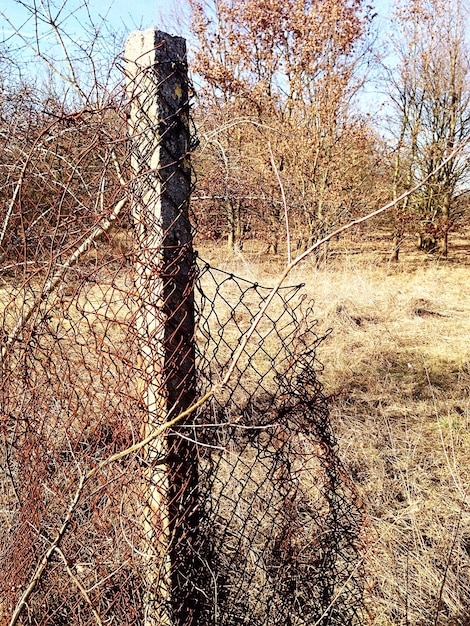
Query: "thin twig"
0 166 25 252
0 10 85 100
0 125 57 250
55 548 104 626
432 503 464 626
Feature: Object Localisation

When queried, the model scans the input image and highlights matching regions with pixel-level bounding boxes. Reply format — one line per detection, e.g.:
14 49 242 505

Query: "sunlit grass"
198 230 470 625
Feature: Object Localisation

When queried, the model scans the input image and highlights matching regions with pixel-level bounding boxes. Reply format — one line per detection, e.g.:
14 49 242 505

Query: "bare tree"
188 0 381 256
389 0 470 257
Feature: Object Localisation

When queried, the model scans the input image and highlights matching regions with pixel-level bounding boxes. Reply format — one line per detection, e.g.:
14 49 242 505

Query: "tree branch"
1 196 127 363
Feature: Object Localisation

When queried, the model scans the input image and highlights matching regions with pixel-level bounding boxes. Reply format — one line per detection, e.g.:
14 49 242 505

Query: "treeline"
188 0 470 259
0 0 469 264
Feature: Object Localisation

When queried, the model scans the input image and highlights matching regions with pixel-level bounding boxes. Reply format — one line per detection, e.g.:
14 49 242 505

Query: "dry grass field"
197 228 470 626
2 224 469 625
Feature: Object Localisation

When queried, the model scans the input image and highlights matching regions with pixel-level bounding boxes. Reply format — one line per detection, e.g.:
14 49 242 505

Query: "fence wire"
0 29 370 626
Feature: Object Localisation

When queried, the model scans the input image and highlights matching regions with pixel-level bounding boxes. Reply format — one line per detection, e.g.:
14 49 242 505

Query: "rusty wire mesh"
0 30 369 626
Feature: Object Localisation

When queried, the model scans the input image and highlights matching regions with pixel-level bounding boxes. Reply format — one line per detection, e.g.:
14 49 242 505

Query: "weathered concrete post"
125 29 200 626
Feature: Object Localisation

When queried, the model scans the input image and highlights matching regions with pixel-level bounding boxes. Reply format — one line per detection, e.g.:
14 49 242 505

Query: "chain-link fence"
0 29 369 626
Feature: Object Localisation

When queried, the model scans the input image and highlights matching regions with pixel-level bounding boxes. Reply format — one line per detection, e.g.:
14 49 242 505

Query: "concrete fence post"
125 28 200 626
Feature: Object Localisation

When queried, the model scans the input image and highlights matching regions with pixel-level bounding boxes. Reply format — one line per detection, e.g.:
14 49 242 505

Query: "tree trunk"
227 198 243 250
390 233 401 262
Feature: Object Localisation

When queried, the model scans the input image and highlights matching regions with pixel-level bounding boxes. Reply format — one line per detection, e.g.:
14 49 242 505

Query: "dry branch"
55 548 104 626
0 196 127 363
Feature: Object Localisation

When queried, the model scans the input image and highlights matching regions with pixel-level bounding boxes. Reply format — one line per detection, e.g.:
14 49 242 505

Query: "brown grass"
197 228 470 626
2 226 470 624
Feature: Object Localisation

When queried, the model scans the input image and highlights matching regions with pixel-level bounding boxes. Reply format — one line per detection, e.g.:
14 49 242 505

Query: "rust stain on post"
125 28 200 626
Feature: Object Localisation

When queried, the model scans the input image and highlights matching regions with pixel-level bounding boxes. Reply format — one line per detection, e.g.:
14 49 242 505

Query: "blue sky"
0 0 188 93
1 0 393 45
0 0 395 108
0 0 187 44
